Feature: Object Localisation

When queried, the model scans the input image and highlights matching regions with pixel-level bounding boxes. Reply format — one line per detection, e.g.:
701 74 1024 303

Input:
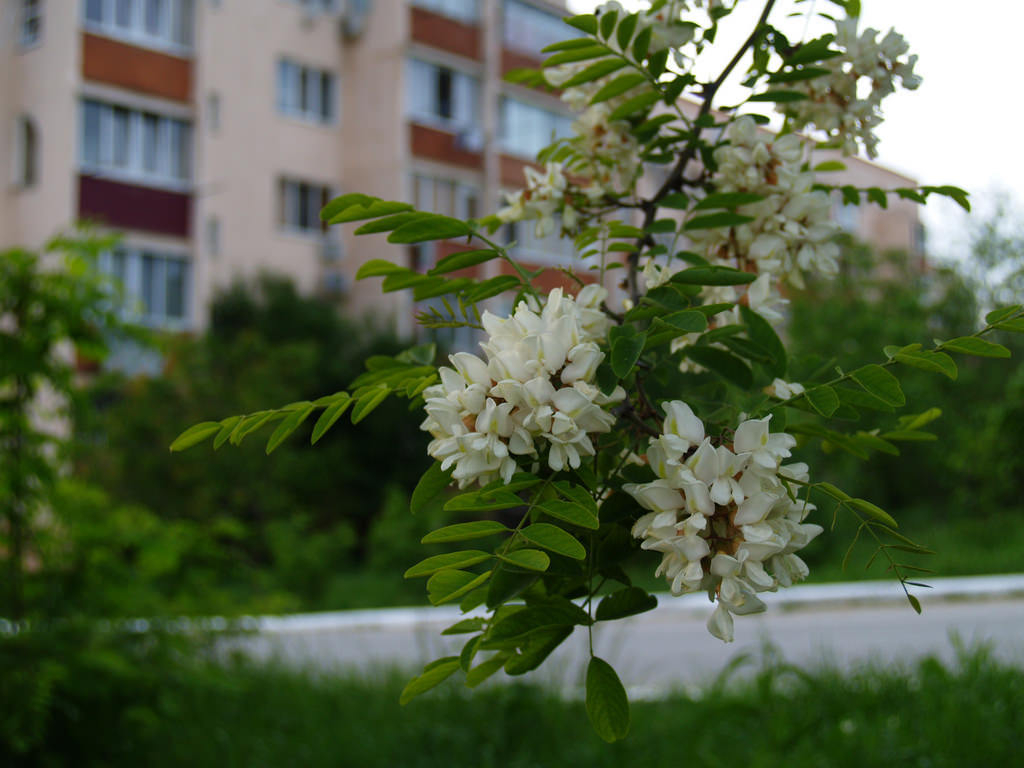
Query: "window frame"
100 245 191 329
278 177 333 236
405 58 480 133
12 115 39 188
79 98 192 191
81 0 194 55
20 0 43 48
276 57 338 125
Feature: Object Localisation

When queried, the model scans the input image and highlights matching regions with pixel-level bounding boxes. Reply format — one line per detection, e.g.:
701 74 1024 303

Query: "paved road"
239 575 1024 695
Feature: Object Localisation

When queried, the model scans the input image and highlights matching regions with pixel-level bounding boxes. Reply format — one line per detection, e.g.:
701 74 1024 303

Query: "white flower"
768 378 805 400
422 288 621 488
625 402 820 641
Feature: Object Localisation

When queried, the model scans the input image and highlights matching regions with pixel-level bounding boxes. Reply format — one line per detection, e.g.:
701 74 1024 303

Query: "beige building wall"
1 2 79 250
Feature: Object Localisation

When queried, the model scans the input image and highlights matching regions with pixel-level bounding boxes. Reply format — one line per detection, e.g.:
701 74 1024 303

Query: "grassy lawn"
38 645 1016 768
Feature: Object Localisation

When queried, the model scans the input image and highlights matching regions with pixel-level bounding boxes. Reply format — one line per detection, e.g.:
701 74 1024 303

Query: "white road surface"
238 575 1024 695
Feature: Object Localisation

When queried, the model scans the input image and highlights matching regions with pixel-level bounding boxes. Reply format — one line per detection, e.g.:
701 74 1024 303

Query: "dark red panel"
410 123 483 169
82 33 191 103
78 175 191 237
410 8 481 60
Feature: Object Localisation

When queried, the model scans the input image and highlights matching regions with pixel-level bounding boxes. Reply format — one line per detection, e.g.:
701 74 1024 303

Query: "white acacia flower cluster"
777 19 920 158
688 116 840 289
496 162 582 239
421 287 624 489
624 401 822 642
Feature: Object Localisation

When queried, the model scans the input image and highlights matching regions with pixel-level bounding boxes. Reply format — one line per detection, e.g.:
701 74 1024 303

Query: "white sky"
566 0 1023 259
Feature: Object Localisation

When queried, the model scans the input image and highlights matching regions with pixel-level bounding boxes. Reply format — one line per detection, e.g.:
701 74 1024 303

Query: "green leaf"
767 66 831 83
553 481 599 514
880 429 938 442
748 90 809 103
265 403 315 454
413 278 472 301
595 587 658 621
851 364 905 406
632 24 652 60
893 349 958 380
615 12 638 49
542 45 612 67
504 626 573 676
564 13 598 34
671 266 756 285
410 462 453 516
488 599 591 642
907 594 922 614
995 318 1024 333
400 658 460 705
466 654 510 687
661 310 707 333
562 58 629 88
609 325 645 379
541 37 600 53
586 657 630 743
404 550 493 579
985 305 1023 325
598 7 618 38
817 482 851 501
941 336 1011 358
694 192 766 210
685 347 753 388
683 212 756 231
441 617 486 635
803 385 840 417
319 192 375 221
740 305 786 377
464 275 521 302
170 421 221 452
310 395 353 444
354 211 432 235
813 160 847 172
328 199 414 224
497 549 550 572
428 249 499 275
444 490 524 513
422 521 510 543
356 259 405 279
608 90 662 121
387 215 472 244
848 498 898 528
521 524 585 560
427 569 492 606
212 416 241 450
350 385 390 424
590 73 649 104
539 500 600 530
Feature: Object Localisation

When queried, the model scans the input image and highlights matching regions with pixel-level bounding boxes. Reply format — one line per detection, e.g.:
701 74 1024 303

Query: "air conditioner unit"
340 0 373 40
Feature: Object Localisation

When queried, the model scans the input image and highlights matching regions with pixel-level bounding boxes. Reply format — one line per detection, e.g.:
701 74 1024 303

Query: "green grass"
20 644 1019 768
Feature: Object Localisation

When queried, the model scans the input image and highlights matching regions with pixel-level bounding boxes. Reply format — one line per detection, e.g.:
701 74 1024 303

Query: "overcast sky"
566 0 1021 259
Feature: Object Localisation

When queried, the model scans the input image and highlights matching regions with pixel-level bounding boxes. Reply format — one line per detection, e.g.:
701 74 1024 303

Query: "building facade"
1 0 923 337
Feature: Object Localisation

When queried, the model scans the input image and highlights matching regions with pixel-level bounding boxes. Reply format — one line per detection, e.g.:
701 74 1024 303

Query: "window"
289 0 337 13
79 99 192 187
503 0 567 56
279 178 332 233
20 0 43 46
13 116 39 187
100 246 190 327
411 0 479 25
277 59 337 124
499 97 572 158
405 59 479 131
507 218 576 267
83 0 194 51
411 174 478 219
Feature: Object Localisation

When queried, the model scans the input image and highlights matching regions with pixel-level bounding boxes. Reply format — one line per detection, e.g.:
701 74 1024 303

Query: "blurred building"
1 0 923 336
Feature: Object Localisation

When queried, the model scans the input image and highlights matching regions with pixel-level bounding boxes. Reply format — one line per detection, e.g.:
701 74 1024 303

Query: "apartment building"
1 0 923 337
